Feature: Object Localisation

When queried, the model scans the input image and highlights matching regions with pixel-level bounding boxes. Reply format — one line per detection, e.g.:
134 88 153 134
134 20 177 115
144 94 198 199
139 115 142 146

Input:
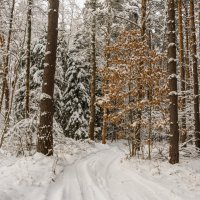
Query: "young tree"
0 0 15 115
37 0 59 156
99 30 167 157
168 0 179 164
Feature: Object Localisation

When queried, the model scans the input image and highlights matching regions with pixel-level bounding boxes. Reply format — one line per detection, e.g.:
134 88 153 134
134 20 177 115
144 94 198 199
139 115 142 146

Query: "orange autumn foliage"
98 29 168 132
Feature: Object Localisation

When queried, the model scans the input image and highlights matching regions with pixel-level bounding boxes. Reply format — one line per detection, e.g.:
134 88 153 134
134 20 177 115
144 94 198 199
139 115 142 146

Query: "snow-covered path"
46 144 182 200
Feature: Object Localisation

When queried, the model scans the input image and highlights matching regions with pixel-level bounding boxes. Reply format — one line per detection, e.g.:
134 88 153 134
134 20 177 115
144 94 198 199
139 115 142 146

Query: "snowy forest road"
46 144 182 200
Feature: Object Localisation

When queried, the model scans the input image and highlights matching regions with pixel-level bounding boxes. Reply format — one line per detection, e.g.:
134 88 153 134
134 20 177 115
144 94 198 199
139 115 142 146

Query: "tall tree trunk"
141 0 147 37
148 29 152 160
0 0 15 114
178 0 186 145
184 3 190 91
134 0 147 153
102 107 107 144
89 0 97 141
190 0 200 148
102 0 111 145
25 0 32 118
199 2 200 65
37 0 59 156
168 0 179 164
0 2 4 110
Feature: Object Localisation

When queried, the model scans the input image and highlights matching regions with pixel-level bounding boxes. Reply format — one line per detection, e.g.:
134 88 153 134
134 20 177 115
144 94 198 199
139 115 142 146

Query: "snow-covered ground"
0 140 200 200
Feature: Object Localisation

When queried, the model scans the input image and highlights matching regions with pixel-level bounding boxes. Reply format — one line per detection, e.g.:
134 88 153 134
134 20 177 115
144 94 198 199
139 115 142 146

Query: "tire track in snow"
46 144 183 200
98 147 159 200
103 146 182 200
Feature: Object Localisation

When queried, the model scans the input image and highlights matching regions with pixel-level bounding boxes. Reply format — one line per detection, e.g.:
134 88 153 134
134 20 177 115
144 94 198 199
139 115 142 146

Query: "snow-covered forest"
0 0 200 199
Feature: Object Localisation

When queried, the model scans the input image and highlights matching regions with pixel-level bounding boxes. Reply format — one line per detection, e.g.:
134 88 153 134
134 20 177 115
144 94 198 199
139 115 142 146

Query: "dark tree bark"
190 0 200 148
147 29 152 160
102 0 111 145
89 0 97 141
25 0 32 118
199 2 200 56
141 0 147 37
178 0 186 145
0 34 5 112
0 0 15 114
168 0 179 164
183 3 190 91
37 0 59 156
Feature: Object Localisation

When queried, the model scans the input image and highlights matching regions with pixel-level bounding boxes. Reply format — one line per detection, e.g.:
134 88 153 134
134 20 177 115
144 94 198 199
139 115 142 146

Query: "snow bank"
122 145 200 200
0 138 96 200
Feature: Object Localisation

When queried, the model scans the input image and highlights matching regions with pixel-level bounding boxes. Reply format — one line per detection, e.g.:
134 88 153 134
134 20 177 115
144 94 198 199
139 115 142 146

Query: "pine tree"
168 0 179 164
14 37 46 120
54 36 67 126
37 0 59 156
14 35 65 136
62 58 89 140
61 29 90 140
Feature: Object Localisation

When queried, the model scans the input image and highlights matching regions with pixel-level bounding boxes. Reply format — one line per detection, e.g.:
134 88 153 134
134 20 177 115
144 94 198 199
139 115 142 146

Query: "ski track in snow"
46 145 182 200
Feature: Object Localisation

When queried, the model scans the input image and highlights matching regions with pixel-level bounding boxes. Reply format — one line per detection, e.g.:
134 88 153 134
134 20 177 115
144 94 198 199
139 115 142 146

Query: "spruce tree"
62 31 90 140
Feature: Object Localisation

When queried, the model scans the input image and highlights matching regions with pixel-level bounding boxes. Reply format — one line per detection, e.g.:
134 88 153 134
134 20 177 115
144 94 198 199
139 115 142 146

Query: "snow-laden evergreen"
61 31 90 140
14 37 46 120
14 36 65 136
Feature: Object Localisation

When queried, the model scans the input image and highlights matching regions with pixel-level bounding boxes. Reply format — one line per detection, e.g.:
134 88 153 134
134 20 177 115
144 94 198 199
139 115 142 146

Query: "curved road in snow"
46 144 182 200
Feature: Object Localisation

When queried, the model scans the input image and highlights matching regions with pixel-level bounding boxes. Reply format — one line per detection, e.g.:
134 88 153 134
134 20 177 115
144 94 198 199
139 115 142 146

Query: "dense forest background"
0 0 200 164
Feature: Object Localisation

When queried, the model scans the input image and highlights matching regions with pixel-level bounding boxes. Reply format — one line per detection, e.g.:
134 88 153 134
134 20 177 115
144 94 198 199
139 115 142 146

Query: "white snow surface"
0 140 200 200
